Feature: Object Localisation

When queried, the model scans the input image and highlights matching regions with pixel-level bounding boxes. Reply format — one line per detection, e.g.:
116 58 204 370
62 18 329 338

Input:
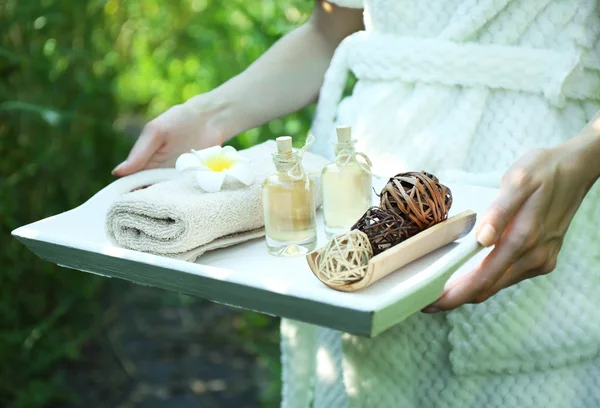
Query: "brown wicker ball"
379 171 452 233
351 207 412 255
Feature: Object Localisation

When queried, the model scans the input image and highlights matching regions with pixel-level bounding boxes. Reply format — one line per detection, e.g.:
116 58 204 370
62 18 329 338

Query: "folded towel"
106 141 328 261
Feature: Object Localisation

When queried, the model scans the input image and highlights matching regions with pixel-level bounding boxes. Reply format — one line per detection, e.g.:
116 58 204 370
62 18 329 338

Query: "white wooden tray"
12 170 497 337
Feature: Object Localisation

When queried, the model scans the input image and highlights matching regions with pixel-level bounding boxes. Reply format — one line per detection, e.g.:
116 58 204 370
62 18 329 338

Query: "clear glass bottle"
262 136 317 256
322 126 373 238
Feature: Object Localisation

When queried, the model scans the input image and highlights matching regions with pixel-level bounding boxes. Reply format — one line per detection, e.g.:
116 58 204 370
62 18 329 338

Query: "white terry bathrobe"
281 1 600 407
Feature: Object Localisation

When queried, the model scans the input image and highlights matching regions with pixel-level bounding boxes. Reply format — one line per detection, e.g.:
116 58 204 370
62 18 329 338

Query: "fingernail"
112 161 127 175
422 305 441 314
478 224 497 247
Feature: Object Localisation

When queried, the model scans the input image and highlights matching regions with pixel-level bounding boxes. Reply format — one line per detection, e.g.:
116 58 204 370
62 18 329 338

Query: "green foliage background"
1 0 313 406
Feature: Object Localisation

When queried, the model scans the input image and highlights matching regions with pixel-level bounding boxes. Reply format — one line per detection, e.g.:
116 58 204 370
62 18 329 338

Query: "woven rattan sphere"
380 171 452 233
315 230 373 285
351 207 410 255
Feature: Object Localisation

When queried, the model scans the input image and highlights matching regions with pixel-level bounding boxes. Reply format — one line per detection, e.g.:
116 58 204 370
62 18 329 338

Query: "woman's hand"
112 1 364 178
425 126 600 312
112 93 229 177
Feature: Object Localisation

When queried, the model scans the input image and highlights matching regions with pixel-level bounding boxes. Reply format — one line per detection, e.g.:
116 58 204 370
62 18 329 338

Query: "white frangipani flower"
175 146 254 193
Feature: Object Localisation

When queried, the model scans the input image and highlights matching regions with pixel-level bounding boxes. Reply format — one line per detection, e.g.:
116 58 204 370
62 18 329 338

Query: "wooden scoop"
307 210 477 292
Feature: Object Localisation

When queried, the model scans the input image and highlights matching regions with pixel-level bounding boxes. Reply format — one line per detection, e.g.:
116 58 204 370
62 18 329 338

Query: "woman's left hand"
424 126 600 312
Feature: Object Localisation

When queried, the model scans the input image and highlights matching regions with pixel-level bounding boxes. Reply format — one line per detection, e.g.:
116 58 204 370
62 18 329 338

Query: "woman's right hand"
112 92 229 177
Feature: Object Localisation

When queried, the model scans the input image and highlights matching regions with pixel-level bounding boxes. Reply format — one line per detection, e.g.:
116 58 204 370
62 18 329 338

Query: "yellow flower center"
203 155 235 172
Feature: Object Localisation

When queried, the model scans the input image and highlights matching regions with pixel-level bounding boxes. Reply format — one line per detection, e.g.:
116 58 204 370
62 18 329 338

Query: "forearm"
205 1 363 140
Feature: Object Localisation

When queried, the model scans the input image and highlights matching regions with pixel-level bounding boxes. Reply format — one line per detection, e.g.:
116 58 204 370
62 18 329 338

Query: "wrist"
557 115 600 187
207 76 256 142
206 93 237 144
185 87 241 145
580 114 600 183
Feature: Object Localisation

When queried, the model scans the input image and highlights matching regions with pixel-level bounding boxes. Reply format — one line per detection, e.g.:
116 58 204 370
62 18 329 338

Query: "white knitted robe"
281 1 600 407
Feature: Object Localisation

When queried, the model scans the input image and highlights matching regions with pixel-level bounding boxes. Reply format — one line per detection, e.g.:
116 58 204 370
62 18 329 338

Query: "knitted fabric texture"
106 141 327 262
283 0 600 407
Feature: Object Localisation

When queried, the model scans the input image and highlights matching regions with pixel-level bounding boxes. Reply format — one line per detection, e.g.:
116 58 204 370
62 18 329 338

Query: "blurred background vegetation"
1 0 314 406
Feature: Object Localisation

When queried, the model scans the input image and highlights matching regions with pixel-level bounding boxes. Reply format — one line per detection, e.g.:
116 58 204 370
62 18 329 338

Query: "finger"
143 159 166 171
477 169 537 247
468 268 540 304
432 261 502 311
112 123 164 177
434 192 546 310
479 240 561 300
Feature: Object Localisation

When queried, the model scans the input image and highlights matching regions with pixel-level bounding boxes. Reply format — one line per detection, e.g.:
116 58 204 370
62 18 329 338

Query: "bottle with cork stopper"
262 136 317 256
321 125 373 238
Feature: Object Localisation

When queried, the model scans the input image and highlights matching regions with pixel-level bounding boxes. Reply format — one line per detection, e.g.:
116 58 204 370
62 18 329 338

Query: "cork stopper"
276 136 293 154
336 126 352 143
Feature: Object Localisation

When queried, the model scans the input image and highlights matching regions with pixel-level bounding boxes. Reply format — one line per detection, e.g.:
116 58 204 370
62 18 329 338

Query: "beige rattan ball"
315 230 374 286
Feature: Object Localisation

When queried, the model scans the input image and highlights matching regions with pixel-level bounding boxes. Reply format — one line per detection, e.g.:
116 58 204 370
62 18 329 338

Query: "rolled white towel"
105 141 328 261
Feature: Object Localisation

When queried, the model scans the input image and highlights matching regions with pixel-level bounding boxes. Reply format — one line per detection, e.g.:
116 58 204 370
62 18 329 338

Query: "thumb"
112 124 163 177
477 175 531 247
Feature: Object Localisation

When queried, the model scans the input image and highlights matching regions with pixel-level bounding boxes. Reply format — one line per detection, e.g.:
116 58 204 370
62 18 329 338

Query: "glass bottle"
322 126 373 238
262 136 317 256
